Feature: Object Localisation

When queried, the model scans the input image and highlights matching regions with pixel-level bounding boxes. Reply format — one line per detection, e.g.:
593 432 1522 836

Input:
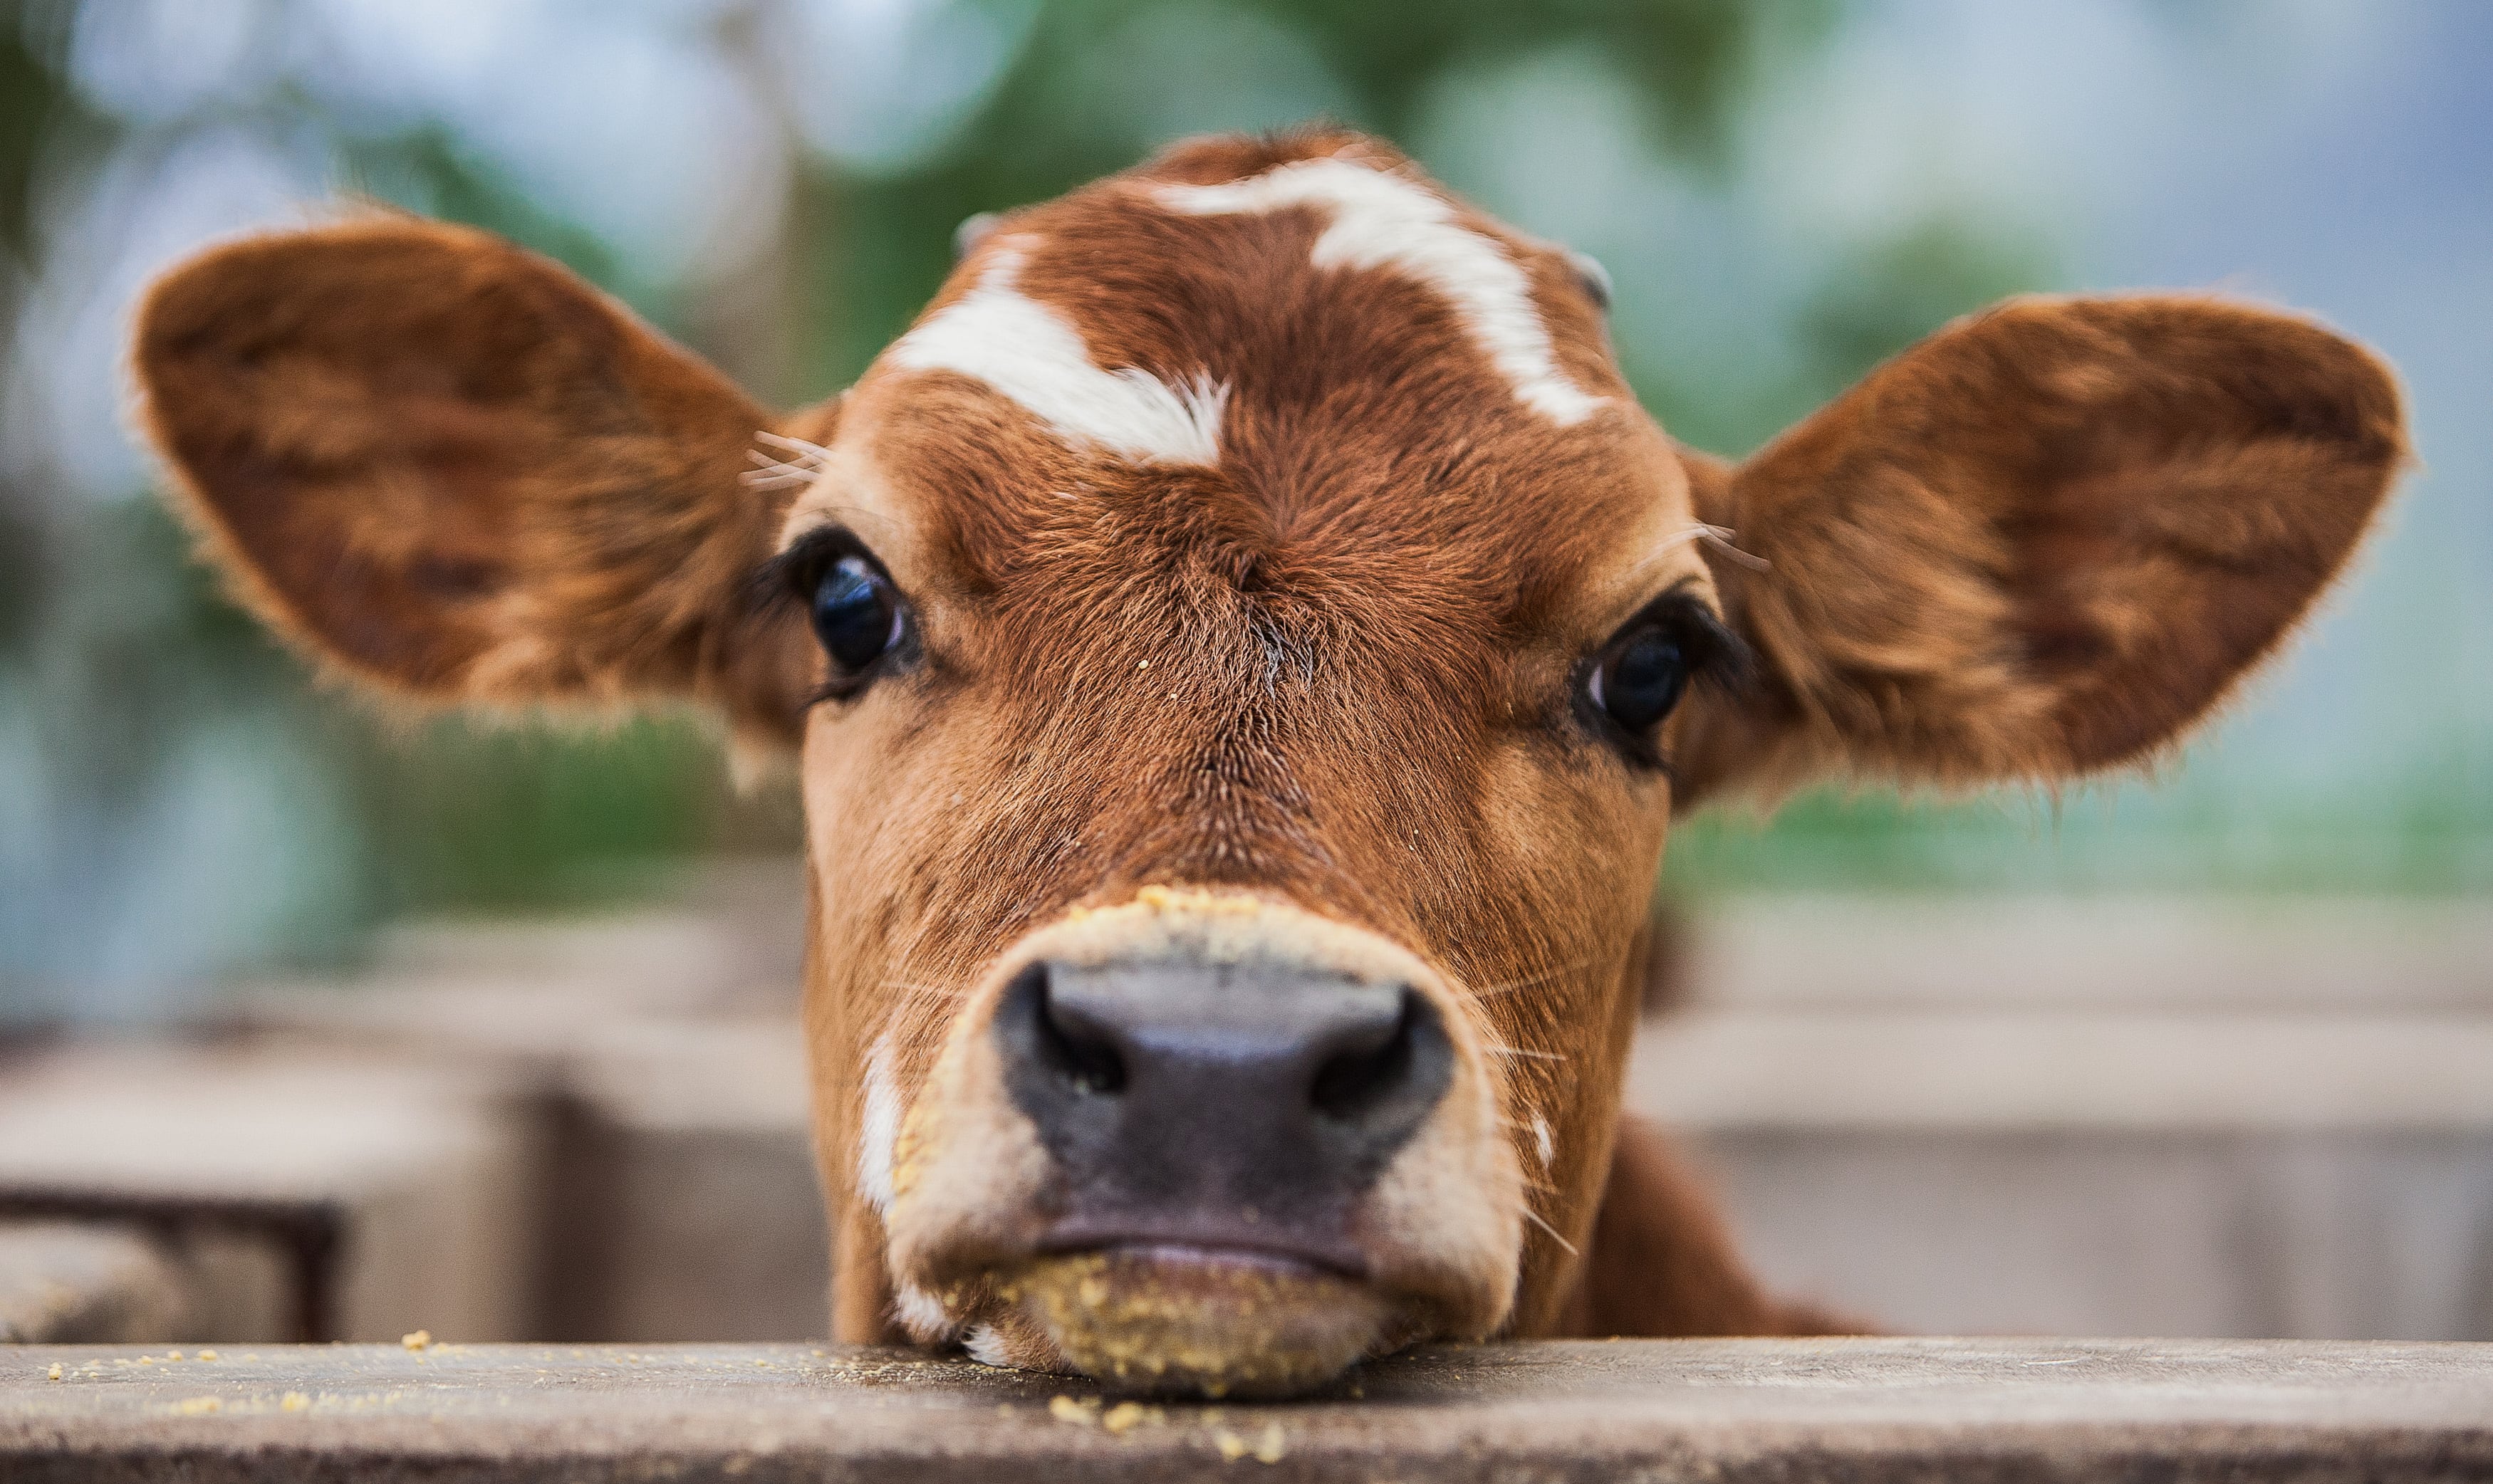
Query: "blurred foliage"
0 18 786 1007
1799 218 2048 399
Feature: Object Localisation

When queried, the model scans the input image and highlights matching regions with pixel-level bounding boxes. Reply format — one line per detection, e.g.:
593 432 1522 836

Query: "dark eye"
811 554 903 672
1591 625 1690 733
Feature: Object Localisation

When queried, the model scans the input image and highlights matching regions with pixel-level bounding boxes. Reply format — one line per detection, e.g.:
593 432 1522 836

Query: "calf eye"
1590 625 1690 733
811 555 903 672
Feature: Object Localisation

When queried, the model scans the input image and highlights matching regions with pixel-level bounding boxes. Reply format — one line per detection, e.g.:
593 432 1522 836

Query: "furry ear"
1674 295 2406 799
135 216 818 743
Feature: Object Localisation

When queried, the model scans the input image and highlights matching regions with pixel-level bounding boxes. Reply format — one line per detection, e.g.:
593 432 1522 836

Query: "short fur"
132 128 2406 1376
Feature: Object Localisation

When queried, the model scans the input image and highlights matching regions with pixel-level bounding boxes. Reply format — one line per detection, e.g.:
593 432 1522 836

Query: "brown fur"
133 216 817 746
1671 298 2408 805
132 129 2406 1358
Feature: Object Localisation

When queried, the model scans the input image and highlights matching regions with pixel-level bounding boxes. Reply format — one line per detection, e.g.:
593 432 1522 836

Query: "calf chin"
1004 1249 1399 1397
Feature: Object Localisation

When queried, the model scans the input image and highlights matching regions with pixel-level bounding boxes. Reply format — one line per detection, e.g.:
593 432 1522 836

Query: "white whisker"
743 451 818 490
1484 1042 1566 1063
1696 523 1769 571
756 429 831 463
1469 959 1588 999
1521 1206 1579 1257
743 431 833 491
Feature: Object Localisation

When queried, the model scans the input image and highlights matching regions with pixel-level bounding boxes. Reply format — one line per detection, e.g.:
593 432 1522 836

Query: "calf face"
135 130 2403 1394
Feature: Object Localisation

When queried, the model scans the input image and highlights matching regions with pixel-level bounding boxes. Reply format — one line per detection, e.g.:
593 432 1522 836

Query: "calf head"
136 130 2403 1394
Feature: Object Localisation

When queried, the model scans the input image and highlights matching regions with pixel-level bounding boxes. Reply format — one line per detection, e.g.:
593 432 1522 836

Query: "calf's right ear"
135 217 818 745
1674 295 2407 800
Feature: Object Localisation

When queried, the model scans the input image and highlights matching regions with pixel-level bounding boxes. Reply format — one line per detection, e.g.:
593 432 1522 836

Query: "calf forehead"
854 140 1665 610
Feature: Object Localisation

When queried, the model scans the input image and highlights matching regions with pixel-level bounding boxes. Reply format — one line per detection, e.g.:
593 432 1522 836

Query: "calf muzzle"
884 889 1524 1396
996 953 1454 1270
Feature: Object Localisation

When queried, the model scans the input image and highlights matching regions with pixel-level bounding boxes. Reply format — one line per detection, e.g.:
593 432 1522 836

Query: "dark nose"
994 956 1454 1258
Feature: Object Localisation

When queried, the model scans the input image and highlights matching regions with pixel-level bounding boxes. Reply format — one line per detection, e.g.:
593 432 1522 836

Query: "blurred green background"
2 0 2487 1020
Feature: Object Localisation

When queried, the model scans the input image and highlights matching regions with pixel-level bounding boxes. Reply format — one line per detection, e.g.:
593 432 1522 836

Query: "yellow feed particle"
175 1397 220 1416
1214 1428 1249 1461
279 1392 310 1412
400 1330 431 1351
46 1364 62 1382
1252 1421 1285 1463
1048 1395 1099 1426
197 1350 219 1362
1101 1401 1151 1436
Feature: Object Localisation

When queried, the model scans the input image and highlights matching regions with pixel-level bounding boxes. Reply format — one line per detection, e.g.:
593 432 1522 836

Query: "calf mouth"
881 888 1526 1398
994 1245 1400 1397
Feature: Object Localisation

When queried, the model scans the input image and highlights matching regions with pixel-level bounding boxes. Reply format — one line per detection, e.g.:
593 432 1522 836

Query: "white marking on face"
858 1033 902 1218
1531 1114 1553 1171
1155 159 1608 427
963 1323 1012 1369
888 241 1228 466
892 1280 956 1343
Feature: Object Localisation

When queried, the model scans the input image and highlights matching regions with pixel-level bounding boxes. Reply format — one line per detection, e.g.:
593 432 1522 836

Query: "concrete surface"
0 1225 184 1343
1634 1009 2493 1130
232 973 828 1342
0 1048 535 1343
542 1018 827 1341
1634 1012 2493 1340
4 1339 2489 1482
1680 894 2493 1014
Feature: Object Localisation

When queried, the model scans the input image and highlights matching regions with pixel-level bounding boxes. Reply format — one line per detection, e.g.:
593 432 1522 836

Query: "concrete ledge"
6 1339 2492 1482
0 1049 536 1343
0 1226 184 1344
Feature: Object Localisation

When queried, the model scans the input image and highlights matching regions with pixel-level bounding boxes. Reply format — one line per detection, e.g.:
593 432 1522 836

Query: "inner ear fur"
135 216 816 744
1677 294 2406 798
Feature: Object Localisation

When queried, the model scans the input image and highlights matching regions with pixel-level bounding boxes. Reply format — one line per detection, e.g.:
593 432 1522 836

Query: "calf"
135 130 2403 1396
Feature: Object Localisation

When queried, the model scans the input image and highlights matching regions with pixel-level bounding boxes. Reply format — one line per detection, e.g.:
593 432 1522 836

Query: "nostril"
1012 961 1126 1096
1311 987 1437 1124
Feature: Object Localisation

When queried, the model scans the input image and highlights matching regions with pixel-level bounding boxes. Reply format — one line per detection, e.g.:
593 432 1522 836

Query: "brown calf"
134 130 2404 1396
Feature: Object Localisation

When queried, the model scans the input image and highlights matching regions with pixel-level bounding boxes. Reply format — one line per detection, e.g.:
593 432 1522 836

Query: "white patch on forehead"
887 241 1227 466
858 1033 902 1218
1154 159 1608 427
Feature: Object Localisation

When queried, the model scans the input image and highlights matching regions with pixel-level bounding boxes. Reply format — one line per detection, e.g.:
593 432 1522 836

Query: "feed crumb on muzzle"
1006 1248 1393 1398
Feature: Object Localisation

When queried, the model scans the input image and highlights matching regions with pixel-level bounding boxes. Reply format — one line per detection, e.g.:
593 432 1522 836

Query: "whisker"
742 431 833 491
1484 1043 1566 1063
741 464 816 491
1521 1206 1579 1257
756 429 831 462
1696 523 1769 571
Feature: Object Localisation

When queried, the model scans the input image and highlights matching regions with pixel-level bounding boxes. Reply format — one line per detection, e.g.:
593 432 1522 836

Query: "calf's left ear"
135 217 817 745
1675 295 2407 797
